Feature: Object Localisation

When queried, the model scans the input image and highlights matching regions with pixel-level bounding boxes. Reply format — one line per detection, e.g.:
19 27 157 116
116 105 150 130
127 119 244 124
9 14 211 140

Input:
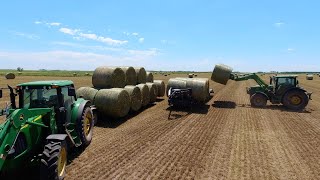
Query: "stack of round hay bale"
77 66 166 120
166 77 210 103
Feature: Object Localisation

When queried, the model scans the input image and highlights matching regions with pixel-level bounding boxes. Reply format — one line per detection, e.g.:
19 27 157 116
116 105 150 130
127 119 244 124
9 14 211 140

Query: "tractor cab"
16 80 76 110
270 75 298 95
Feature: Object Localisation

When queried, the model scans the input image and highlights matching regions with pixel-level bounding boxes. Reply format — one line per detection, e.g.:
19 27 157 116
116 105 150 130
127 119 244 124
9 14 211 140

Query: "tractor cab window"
277 78 295 87
23 87 57 108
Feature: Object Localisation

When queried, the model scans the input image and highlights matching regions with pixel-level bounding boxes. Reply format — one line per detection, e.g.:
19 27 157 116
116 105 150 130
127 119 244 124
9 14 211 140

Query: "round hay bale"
76 87 99 103
120 66 137 85
5 73 15 79
146 83 158 103
153 80 165 97
18 72 22 75
146 72 154 83
306 75 313 80
188 74 193 78
211 64 233 85
135 67 147 84
94 88 130 118
136 84 150 106
166 79 187 96
85 73 90 76
92 66 125 88
124 85 142 111
174 77 210 102
194 74 198 77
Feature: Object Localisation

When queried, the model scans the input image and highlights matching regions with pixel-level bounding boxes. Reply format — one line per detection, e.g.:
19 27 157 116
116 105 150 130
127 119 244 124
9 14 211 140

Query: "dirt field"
1 73 320 179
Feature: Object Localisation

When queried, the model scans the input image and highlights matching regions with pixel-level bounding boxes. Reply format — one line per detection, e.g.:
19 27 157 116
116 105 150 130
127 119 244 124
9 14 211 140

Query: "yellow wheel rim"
291 96 302 105
84 112 92 136
58 146 67 177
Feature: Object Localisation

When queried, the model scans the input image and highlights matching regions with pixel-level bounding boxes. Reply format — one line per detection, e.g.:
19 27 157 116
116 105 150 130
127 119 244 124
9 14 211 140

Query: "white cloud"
49 22 61 26
123 31 130 36
0 50 159 70
132 32 139 36
287 48 295 52
12 31 39 40
59 28 80 35
274 22 284 27
34 21 42 24
138 38 144 43
79 33 98 40
59 28 127 45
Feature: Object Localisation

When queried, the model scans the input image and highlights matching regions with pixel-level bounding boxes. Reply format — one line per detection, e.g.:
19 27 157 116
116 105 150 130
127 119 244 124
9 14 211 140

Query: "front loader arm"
230 73 269 89
0 108 51 171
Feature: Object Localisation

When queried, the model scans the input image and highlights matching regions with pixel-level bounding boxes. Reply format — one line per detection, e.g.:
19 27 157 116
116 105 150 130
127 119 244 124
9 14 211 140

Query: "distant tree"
17 67 24 72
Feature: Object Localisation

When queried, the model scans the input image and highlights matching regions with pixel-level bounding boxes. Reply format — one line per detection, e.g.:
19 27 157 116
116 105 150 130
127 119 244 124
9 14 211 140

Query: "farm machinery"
0 80 95 179
230 73 312 110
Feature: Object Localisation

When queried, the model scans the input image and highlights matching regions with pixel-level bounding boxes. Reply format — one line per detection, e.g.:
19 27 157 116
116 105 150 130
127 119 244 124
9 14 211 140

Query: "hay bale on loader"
92 66 126 88
136 84 150 106
306 74 313 80
135 67 147 84
146 83 158 103
5 73 15 79
120 66 137 85
211 64 233 85
153 80 165 97
146 72 154 82
124 85 142 111
76 87 98 102
94 88 130 118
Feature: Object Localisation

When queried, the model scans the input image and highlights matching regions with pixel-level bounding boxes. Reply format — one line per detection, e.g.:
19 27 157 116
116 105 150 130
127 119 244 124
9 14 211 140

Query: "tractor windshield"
22 87 57 108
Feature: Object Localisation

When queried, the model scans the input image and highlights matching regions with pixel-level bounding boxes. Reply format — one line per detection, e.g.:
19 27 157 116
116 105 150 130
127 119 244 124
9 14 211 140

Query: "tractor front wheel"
76 106 94 147
250 93 267 108
40 140 67 180
282 90 308 111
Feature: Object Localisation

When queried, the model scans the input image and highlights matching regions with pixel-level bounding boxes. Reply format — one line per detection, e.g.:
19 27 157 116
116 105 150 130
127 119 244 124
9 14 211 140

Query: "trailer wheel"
282 89 308 111
77 105 94 147
250 93 267 107
40 140 67 180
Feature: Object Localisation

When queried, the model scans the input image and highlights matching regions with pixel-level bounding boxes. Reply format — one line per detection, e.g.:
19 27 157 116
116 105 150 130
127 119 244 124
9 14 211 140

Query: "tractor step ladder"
65 123 82 147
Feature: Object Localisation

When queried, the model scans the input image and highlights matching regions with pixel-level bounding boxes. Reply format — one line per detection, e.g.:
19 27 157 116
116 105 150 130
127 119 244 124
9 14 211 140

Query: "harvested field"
1 73 320 179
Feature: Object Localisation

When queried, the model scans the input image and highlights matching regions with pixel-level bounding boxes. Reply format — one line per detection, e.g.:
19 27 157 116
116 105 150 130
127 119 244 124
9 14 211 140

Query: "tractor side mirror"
0 89 2 98
68 87 76 96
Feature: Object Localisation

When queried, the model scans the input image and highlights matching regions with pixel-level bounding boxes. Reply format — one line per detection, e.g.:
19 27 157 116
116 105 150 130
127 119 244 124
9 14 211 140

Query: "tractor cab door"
55 86 76 133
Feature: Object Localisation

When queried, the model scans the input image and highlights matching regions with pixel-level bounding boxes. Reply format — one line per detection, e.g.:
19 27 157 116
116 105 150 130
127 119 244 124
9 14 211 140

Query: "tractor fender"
71 98 91 124
46 134 68 142
252 91 269 100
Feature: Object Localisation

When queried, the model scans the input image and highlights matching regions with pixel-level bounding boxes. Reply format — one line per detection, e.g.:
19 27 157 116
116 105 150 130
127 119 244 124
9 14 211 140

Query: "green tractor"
0 80 95 179
230 74 312 110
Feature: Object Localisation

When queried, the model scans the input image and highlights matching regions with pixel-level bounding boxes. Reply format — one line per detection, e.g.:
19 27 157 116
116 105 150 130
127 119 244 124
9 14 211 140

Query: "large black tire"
40 141 67 180
76 106 94 147
250 93 267 107
282 89 308 110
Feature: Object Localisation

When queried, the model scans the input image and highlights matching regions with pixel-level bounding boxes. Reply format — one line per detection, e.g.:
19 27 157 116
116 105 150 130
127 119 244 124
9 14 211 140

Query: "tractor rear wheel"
282 90 308 110
250 93 267 107
40 140 67 180
76 106 94 147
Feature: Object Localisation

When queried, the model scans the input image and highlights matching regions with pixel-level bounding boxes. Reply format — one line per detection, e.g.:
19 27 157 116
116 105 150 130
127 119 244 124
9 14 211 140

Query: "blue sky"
0 0 319 72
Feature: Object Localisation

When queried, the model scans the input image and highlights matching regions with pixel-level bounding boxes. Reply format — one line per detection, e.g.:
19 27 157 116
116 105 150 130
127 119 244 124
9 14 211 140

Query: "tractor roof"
273 75 298 78
18 80 74 87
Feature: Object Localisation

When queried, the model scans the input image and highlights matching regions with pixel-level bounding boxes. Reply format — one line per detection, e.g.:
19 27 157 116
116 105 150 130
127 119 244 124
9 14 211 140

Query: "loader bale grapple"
0 80 95 180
